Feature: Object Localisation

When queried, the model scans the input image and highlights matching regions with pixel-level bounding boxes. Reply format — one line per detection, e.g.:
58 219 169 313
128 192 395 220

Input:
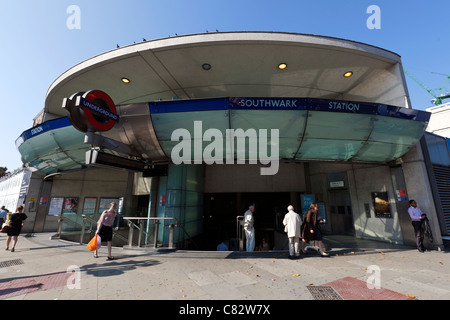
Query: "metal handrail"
55 214 129 245
82 214 129 244
55 215 198 249
123 217 199 249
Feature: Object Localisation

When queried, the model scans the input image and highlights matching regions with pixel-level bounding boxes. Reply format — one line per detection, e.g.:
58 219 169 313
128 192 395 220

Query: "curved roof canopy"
17 97 430 175
45 31 411 118
18 32 429 174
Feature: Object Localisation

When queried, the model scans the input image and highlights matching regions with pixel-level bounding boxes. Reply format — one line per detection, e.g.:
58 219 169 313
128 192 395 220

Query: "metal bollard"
127 220 134 248
80 216 86 244
168 223 175 249
57 216 64 239
153 220 160 249
138 220 144 248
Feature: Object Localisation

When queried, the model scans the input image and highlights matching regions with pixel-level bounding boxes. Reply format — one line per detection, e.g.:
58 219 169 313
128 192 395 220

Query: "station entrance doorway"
202 192 291 251
328 189 355 236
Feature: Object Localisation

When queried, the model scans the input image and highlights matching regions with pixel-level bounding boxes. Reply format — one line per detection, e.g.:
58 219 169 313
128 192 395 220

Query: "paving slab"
0 232 448 305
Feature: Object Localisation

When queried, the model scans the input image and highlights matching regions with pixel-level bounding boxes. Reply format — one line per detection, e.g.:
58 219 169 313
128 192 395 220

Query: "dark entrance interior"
201 192 291 251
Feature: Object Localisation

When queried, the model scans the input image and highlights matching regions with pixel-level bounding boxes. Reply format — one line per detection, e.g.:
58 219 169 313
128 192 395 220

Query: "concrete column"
401 140 444 250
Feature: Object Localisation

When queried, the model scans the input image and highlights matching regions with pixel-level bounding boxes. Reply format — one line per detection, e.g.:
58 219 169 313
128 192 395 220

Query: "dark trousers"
412 220 424 251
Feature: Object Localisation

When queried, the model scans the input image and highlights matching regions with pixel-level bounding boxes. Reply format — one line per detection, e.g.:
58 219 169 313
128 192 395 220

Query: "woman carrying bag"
6 205 27 252
301 203 329 257
94 202 117 260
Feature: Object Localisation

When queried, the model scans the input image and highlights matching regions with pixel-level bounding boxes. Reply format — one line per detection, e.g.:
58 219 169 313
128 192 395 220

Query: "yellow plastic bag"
87 234 98 251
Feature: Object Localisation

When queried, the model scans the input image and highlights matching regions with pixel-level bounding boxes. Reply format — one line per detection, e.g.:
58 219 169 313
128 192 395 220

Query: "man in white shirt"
243 205 255 252
408 200 425 252
283 205 301 259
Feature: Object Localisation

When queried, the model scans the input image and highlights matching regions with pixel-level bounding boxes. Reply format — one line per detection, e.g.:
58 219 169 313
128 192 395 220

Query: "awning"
17 97 430 174
16 118 87 175
150 97 430 163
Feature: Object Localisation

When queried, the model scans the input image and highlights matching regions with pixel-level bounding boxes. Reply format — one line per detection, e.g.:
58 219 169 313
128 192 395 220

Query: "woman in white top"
95 202 117 260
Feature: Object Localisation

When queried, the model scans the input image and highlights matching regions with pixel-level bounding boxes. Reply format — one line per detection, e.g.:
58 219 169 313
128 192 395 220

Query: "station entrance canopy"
17 97 430 174
149 97 430 163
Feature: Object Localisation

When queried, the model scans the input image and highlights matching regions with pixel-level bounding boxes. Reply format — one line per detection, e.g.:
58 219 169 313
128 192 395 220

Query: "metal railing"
55 214 198 249
82 214 128 245
55 214 129 245
122 217 198 249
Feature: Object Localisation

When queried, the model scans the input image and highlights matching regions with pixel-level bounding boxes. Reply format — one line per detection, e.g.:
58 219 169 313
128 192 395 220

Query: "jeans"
244 228 255 252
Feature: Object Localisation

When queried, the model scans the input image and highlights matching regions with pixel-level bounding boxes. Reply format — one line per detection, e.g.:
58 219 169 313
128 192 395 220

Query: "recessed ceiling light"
343 71 353 78
278 63 287 70
121 77 131 84
202 63 212 71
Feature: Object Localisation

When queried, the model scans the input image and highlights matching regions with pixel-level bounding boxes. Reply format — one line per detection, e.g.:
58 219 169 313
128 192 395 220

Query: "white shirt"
408 206 423 221
283 210 301 238
244 210 254 231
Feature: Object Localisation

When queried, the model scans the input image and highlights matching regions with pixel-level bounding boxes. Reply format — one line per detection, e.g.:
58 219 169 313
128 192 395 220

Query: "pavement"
0 232 449 306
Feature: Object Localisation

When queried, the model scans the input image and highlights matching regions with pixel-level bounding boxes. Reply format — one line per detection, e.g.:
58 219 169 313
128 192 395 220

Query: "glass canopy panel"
152 110 230 160
18 125 87 174
17 98 430 174
230 109 307 160
17 140 39 164
352 141 412 162
230 110 307 159
296 139 364 160
368 116 427 145
304 111 374 141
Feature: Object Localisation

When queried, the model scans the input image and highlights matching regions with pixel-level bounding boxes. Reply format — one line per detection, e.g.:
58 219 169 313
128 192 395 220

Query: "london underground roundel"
82 90 118 132
62 90 119 133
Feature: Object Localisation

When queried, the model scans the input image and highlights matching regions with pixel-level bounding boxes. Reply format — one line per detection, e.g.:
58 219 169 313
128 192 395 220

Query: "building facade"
14 32 445 250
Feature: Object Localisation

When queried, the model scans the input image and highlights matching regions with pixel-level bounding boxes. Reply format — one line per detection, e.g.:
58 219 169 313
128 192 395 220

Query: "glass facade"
425 133 450 166
164 164 204 244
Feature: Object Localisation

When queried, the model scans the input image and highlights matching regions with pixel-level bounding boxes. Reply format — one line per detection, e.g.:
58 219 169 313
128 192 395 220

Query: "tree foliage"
0 167 8 178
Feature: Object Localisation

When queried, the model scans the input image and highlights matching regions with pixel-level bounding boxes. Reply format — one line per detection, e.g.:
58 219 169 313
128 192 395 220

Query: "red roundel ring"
83 90 117 132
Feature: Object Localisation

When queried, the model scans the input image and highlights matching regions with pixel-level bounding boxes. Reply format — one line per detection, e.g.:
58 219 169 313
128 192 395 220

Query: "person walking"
283 205 301 259
0 206 8 226
408 200 426 252
302 203 329 257
243 205 255 252
6 205 27 252
95 202 117 260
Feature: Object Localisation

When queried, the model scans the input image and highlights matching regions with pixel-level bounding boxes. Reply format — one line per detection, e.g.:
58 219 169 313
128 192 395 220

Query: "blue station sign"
150 97 431 122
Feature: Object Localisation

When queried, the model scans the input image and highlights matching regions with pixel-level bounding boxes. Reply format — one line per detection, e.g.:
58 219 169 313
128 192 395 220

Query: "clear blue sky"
1 0 449 171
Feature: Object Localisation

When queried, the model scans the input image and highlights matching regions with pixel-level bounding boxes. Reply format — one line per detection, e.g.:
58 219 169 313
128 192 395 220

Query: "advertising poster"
99 197 122 214
301 194 315 214
83 197 97 214
48 197 64 216
372 192 391 218
63 197 78 214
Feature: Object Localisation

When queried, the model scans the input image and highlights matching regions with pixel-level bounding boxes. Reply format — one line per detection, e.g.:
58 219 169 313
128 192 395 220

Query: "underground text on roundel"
171 121 279 176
